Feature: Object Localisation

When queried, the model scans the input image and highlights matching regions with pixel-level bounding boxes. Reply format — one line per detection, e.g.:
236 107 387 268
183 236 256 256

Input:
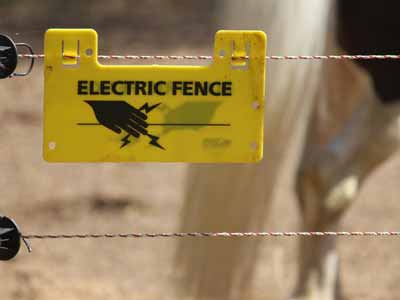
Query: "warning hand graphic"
84 100 164 149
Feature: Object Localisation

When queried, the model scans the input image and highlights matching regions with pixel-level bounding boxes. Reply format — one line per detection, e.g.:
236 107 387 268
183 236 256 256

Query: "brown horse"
176 1 400 299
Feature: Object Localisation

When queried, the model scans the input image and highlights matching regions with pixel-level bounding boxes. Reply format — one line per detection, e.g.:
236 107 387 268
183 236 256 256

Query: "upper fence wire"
17 53 400 60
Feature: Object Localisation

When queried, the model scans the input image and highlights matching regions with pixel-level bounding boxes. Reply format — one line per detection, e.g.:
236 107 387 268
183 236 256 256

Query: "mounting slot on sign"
230 40 249 69
62 39 79 66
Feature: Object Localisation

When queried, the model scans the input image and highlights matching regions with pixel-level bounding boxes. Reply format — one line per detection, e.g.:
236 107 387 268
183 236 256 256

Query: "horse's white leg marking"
293 174 356 300
294 54 400 300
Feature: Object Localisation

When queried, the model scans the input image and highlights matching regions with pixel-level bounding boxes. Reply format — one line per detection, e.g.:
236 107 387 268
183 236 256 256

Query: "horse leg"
294 169 356 300
293 94 400 300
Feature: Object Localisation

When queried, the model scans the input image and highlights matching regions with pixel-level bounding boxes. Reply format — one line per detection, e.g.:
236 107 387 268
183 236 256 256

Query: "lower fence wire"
17 231 400 253
22 231 400 240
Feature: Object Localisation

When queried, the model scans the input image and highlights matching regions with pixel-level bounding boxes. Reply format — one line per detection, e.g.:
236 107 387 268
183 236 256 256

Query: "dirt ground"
1 1 400 300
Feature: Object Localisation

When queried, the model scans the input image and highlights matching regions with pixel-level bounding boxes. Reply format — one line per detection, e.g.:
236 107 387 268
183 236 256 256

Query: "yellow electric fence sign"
43 29 266 162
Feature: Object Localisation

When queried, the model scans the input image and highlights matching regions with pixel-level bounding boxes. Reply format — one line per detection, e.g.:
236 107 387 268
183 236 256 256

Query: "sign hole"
49 141 56 150
85 48 93 57
250 142 258 151
252 101 260 110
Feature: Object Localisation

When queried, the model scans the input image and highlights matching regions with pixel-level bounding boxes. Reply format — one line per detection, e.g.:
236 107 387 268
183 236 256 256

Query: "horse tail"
175 1 333 299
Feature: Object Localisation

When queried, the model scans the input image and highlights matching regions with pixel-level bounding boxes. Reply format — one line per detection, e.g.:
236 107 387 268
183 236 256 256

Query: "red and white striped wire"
18 53 400 61
15 53 400 240
22 231 400 240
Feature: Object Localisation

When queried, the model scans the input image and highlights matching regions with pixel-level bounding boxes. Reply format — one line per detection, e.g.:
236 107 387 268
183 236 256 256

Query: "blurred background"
1 1 400 300
1 0 218 52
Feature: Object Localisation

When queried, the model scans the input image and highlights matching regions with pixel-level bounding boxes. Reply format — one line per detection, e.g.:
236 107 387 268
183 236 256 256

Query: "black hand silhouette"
84 100 164 149
85 100 149 138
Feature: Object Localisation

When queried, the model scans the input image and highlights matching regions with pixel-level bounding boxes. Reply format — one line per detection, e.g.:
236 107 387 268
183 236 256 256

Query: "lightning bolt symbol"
120 134 131 148
148 134 165 150
139 102 161 113
113 102 163 149
121 133 165 150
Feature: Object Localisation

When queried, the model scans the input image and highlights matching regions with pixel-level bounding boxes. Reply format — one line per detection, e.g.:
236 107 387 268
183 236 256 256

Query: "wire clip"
0 34 35 79
0 215 31 261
